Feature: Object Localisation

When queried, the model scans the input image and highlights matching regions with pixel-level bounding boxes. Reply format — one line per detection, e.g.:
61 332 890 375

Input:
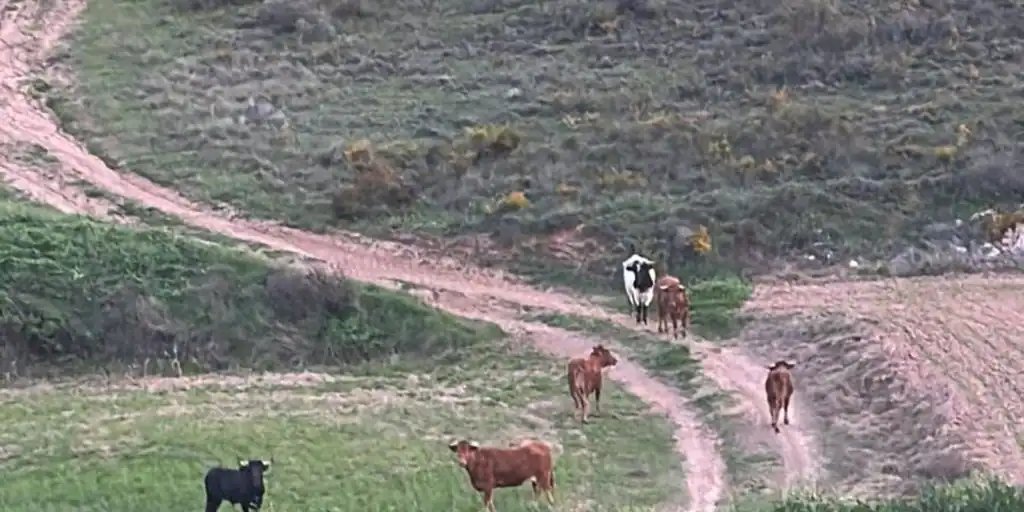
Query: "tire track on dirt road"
0 0 820 506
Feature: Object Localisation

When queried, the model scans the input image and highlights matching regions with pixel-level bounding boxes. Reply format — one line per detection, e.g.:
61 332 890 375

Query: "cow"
764 360 796 434
655 275 690 339
621 244 656 325
203 458 272 512
448 438 556 512
567 344 618 423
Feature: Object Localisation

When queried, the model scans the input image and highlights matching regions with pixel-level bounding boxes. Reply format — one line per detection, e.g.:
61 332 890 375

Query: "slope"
743 274 1024 496
39 0 1024 275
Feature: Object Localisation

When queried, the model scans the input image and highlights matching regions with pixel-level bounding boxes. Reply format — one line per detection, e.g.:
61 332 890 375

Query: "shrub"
499 191 530 212
331 140 418 220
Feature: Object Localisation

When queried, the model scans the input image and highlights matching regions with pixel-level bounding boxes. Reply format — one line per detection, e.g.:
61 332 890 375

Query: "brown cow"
764 360 796 434
567 345 618 423
655 275 691 339
448 439 556 512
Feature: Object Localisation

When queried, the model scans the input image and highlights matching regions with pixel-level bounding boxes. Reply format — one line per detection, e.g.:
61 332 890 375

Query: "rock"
886 247 925 277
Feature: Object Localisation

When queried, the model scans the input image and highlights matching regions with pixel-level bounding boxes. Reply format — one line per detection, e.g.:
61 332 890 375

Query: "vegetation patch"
733 477 1024 512
0 196 496 377
0 340 684 511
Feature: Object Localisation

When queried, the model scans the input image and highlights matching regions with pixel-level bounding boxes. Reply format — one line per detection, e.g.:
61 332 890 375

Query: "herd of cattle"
204 246 797 511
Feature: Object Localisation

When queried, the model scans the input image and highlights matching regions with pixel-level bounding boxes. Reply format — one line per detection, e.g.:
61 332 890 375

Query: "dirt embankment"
743 275 1024 497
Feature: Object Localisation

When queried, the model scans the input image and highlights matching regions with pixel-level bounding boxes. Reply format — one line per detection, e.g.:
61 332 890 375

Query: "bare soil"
743 274 1024 497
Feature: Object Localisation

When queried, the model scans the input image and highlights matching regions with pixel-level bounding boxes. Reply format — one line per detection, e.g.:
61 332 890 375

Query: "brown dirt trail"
0 0 825 507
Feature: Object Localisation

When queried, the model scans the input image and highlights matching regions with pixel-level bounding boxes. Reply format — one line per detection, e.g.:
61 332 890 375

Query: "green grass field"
0 340 683 512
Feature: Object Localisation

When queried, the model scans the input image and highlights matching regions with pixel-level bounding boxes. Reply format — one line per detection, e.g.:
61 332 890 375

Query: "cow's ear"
261 460 272 470
239 460 249 468
448 441 459 452
786 362 796 369
468 441 480 451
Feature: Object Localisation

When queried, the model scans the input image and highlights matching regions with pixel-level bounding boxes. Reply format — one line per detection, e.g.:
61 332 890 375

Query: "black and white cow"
621 244 656 325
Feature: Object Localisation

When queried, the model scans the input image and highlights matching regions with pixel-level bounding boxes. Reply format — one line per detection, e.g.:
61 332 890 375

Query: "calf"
764 361 796 434
655 275 690 339
448 439 556 512
204 459 272 512
621 244 657 325
567 344 618 423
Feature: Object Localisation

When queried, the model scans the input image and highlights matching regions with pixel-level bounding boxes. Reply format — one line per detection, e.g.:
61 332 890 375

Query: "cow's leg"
672 315 679 339
642 304 649 325
580 394 590 423
634 304 642 323
205 498 221 512
593 383 602 416
241 503 250 512
768 398 780 433
783 393 791 425
543 469 556 504
483 488 496 512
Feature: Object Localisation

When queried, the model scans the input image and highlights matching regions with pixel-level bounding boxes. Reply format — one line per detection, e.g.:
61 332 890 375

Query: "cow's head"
237 459 271 491
590 344 618 368
448 439 481 467
767 360 795 371
633 261 655 289
659 281 685 293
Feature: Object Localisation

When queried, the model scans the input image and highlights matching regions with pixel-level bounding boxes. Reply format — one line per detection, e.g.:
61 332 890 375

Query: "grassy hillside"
0 195 495 376
46 0 1024 278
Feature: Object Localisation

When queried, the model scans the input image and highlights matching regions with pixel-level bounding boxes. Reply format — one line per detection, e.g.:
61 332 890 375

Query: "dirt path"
748 275 1024 487
0 0 825 507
